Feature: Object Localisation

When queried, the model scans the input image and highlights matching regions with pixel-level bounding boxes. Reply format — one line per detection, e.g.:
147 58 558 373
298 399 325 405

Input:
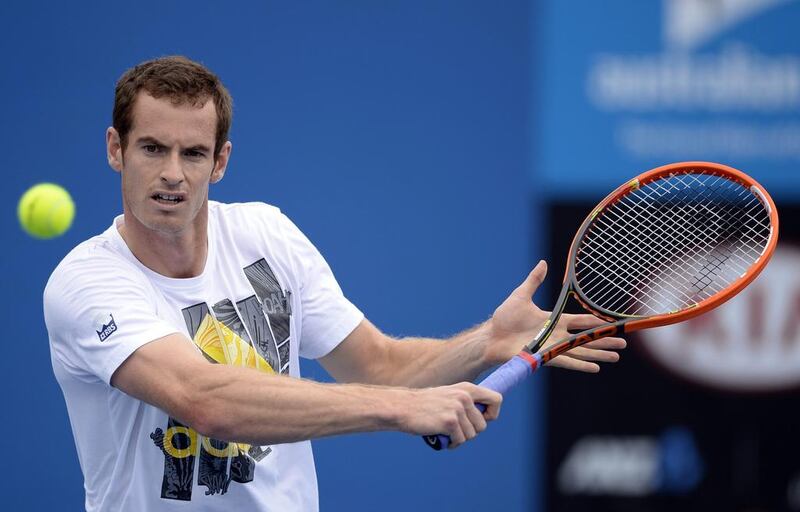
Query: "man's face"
106 92 230 237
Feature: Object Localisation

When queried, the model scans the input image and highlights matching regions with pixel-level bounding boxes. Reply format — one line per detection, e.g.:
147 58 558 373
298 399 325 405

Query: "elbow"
179 400 220 440
171 368 235 441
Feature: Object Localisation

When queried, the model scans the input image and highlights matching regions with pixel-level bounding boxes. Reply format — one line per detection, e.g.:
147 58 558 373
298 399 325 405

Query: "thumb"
516 260 547 298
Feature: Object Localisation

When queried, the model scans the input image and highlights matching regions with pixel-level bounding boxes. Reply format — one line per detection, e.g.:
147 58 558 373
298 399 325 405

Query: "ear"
106 127 124 173
210 141 232 184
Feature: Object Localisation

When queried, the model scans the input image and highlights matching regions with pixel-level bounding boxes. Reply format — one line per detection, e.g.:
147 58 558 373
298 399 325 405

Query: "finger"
458 409 477 442
514 260 548 298
582 337 627 350
468 387 503 421
466 403 488 434
563 313 606 330
545 355 601 373
483 399 502 422
447 421 466 450
560 346 620 363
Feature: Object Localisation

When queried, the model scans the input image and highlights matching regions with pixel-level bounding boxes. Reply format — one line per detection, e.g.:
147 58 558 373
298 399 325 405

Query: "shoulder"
47 228 138 284
208 200 302 243
207 200 325 281
209 200 291 231
209 200 283 223
44 230 150 315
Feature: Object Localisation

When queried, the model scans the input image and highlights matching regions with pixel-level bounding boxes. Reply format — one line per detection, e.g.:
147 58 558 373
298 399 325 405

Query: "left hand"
485 260 626 373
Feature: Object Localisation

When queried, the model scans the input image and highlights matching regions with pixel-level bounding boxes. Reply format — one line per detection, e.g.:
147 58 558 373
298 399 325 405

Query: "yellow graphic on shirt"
161 426 197 459
190 314 275 458
193 314 274 373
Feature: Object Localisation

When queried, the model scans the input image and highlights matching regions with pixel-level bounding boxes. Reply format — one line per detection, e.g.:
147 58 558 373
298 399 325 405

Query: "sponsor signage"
536 0 800 197
639 246 800 392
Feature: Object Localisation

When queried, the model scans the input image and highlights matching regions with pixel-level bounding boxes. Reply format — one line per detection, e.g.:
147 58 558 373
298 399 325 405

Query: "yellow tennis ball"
17 183 75 239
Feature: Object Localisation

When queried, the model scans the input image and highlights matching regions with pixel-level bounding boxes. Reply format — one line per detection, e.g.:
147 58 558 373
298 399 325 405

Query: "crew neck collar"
109 212 215 291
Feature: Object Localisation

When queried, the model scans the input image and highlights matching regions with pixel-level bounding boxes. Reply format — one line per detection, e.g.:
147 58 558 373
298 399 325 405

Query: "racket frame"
426 161 778 450
529 161 779 364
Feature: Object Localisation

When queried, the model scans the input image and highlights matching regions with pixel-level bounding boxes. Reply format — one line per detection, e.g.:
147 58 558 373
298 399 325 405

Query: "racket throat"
540 320 628 365
530 283 572 352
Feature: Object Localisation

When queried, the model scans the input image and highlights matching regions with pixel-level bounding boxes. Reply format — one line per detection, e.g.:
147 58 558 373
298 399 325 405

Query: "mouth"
151 192 185 206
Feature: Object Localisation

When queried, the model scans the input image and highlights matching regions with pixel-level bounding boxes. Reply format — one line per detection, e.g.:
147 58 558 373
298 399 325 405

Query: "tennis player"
43 56 625 511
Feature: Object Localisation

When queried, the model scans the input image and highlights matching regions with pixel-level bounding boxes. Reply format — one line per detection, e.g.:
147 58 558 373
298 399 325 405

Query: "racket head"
563 161 778 332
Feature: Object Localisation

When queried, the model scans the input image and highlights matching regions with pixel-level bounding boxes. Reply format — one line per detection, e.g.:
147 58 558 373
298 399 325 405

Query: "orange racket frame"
537 161 779 364
425 161 778 450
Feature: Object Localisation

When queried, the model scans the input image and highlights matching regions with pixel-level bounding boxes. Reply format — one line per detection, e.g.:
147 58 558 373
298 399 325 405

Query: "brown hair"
113 56 233 158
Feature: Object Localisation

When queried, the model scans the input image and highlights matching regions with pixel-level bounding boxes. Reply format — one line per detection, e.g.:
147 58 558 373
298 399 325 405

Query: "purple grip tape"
423 353 540 451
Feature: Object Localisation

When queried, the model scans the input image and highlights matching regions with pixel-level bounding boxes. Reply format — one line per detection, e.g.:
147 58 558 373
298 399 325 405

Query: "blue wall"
0 1 537 509
533 3 800 508
535 0 800 198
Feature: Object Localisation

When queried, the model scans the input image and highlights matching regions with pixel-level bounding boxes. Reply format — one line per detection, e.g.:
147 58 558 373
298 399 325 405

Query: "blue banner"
536 0 800 198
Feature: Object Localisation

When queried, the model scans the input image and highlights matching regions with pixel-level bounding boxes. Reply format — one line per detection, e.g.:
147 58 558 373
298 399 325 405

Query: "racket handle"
423 352 541 451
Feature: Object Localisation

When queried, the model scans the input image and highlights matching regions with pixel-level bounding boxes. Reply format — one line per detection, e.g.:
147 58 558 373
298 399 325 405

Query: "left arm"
320 261 626 387
320 319 494 388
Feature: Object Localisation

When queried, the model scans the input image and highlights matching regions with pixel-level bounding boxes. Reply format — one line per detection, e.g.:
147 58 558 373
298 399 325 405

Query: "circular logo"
638 246 800 392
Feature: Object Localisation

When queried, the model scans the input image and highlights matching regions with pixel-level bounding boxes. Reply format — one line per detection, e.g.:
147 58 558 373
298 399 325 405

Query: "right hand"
400 383 502 449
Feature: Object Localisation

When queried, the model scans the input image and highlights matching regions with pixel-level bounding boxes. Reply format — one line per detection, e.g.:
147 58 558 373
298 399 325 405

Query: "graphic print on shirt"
244 259 292 374
211 298 272 464
149 417 196 501
151 302 238 499
150 259 291 501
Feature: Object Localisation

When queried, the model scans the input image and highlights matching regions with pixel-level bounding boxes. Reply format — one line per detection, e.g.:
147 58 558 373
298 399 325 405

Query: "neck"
118 208 209 279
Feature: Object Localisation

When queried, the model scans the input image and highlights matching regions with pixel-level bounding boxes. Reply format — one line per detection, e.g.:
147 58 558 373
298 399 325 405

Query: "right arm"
111 333 502 449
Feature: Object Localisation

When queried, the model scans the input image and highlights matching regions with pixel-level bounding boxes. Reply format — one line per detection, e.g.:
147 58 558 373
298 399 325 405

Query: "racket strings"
574 171 771 317
604 178 763 302
577 178 740 312
598 177 766 314
579 221 698 314
586 174 768 315
580 180 732 302
580 216 692 305
650 174 769 262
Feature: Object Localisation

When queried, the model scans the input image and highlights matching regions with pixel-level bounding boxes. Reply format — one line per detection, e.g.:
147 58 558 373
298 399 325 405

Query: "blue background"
0 1 536 510
536 0 800 198
3 0 799 510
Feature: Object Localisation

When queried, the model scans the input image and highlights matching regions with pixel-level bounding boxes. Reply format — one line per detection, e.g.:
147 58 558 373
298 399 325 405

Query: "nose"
160 151 185 185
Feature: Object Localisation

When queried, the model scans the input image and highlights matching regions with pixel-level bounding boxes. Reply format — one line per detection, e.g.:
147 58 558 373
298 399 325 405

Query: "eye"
184 149 206 160
143 144 161 154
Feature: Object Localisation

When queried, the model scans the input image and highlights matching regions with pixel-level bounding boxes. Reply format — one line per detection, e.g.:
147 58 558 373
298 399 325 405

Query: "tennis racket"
425 161 779 450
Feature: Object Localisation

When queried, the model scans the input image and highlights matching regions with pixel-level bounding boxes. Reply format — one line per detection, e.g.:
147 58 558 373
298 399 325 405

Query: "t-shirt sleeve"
44 253 180 385
277 213 364 359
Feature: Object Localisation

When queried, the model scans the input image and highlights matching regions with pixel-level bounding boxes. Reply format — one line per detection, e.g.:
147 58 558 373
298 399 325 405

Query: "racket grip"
423 352 541 451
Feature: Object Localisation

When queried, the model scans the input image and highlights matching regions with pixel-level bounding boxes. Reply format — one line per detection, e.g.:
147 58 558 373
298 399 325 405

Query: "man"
44 56 624 511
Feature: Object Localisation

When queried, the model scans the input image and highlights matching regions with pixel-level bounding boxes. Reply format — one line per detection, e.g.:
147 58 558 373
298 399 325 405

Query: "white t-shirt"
44 201 363 512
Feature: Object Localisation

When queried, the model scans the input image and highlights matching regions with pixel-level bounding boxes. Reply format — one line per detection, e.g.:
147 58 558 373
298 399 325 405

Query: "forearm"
376 321 496 388
115 334 501 450
191 364 410 446
321 262 627 391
